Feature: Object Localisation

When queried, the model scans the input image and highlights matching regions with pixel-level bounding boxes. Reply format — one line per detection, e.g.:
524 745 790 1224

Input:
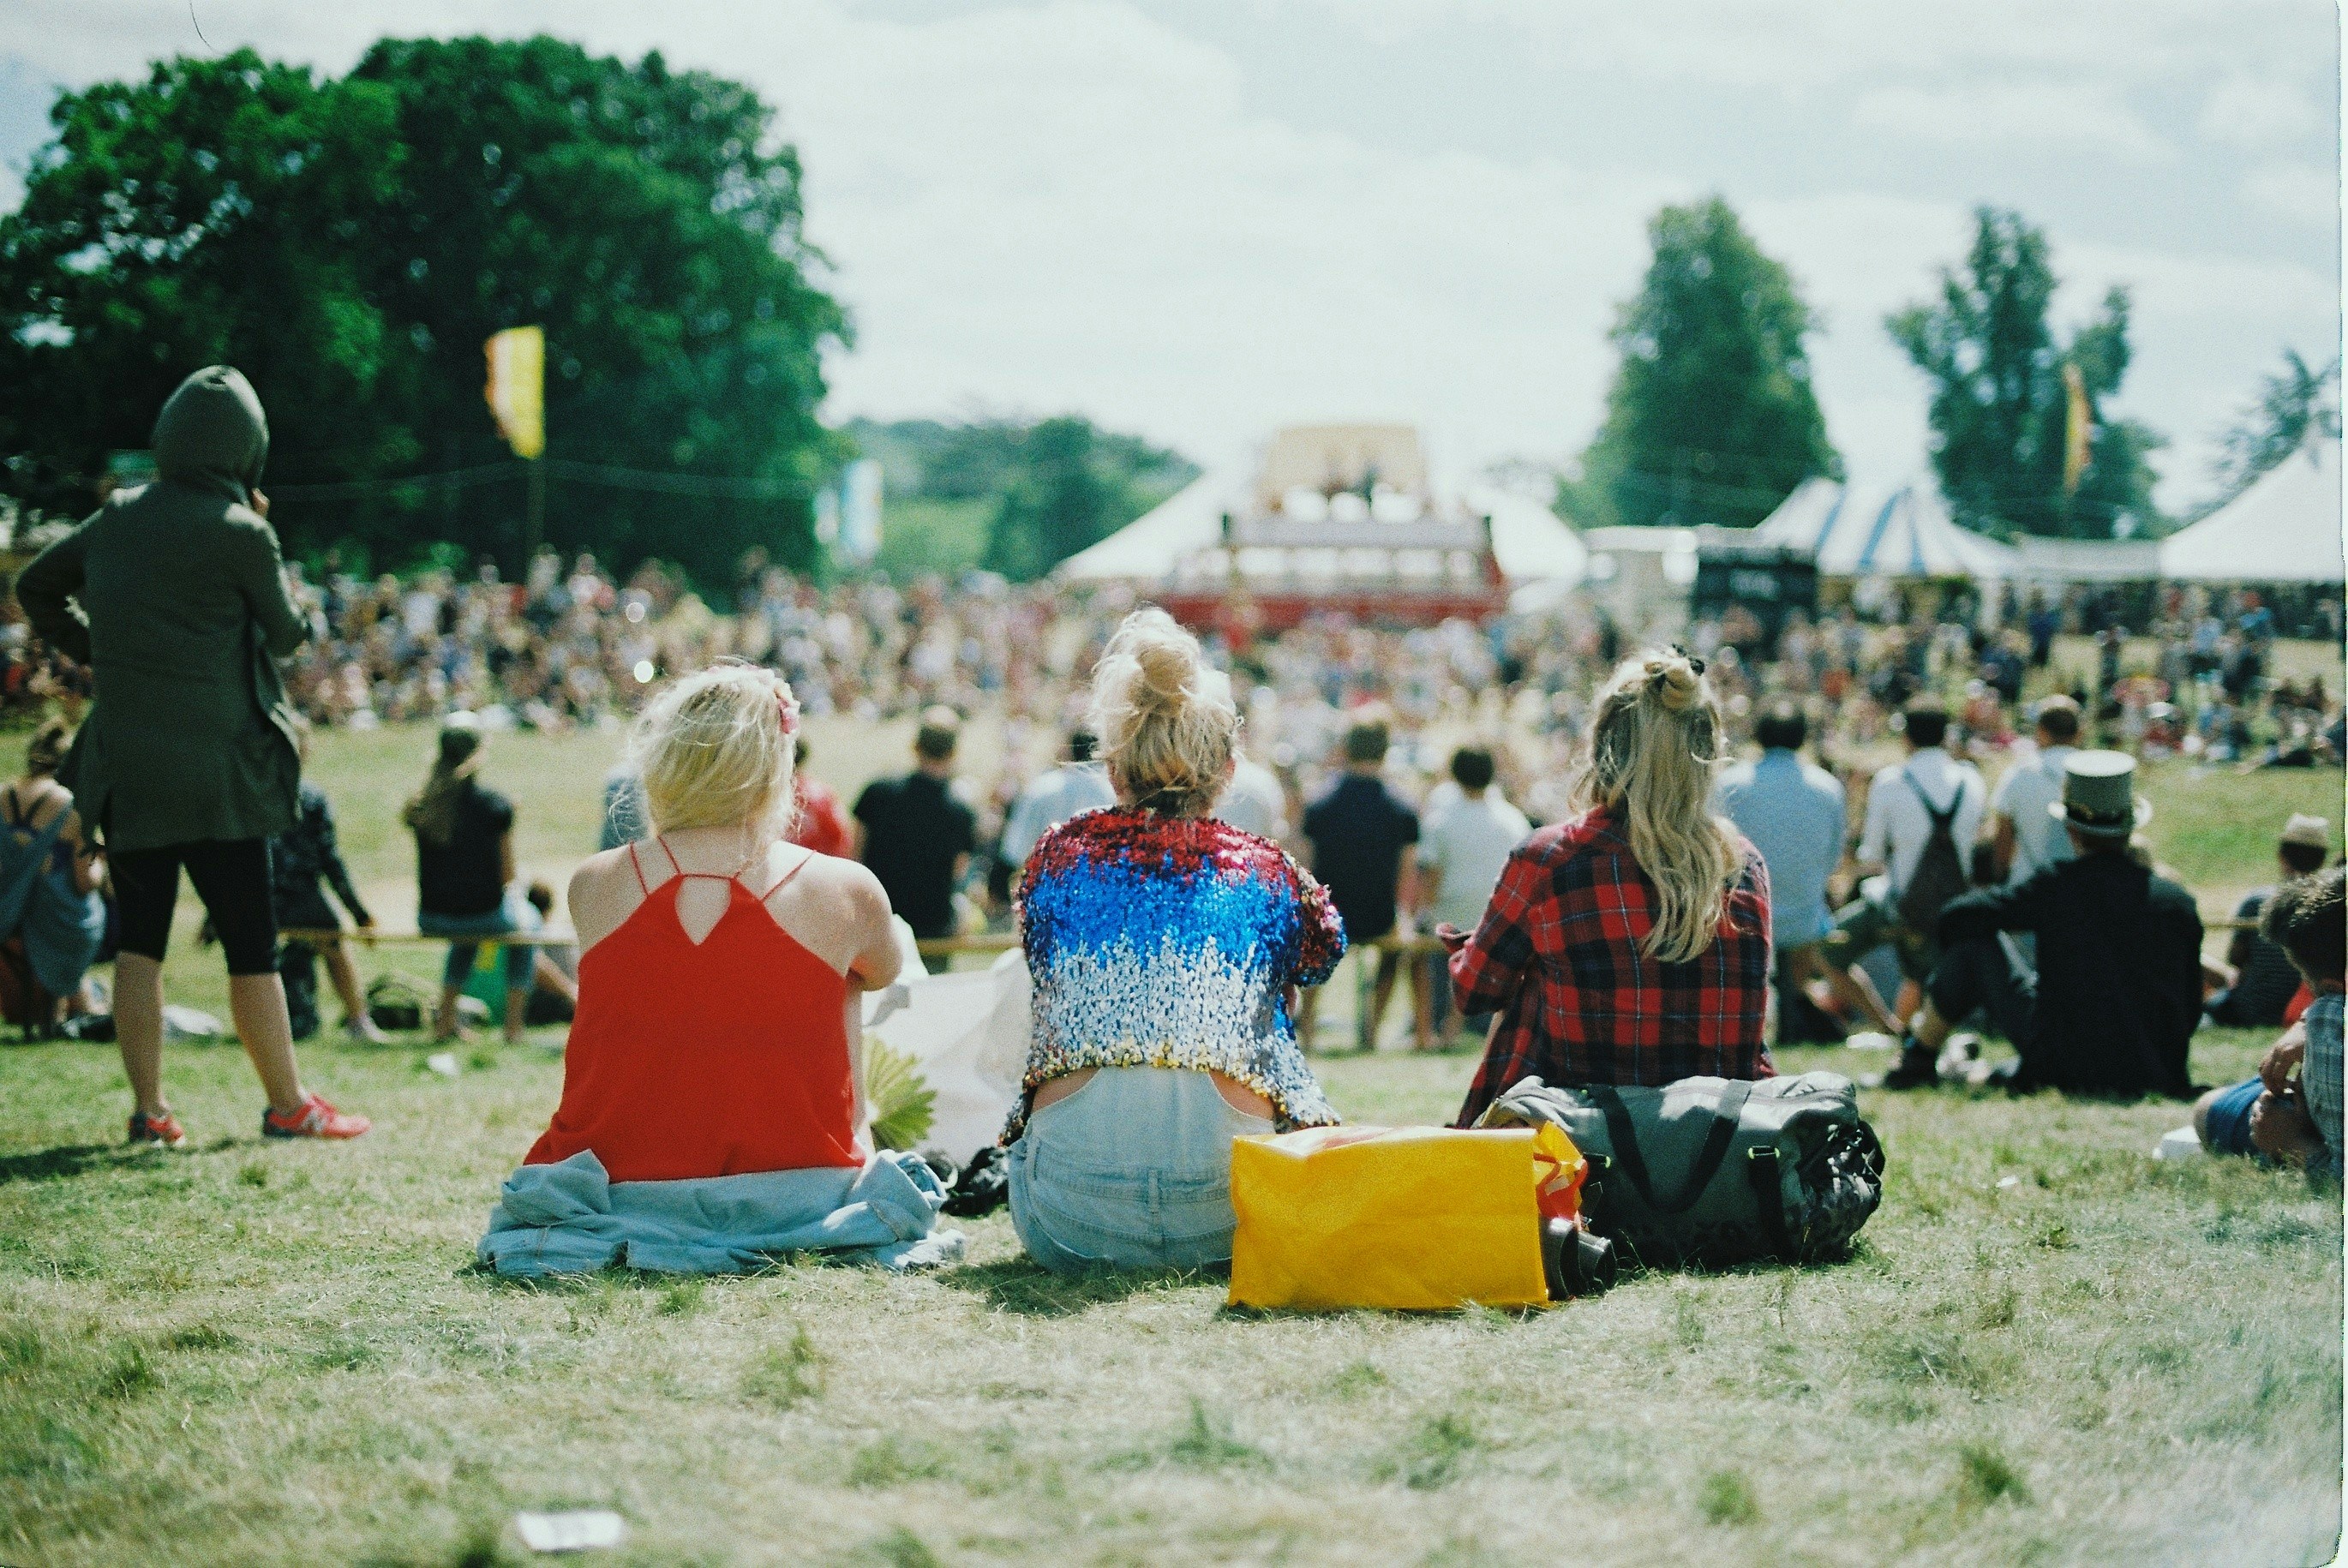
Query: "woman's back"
1013 809 1343 1140
528 839 866 1182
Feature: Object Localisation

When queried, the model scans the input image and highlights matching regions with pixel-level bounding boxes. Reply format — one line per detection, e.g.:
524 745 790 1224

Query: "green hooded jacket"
15 366 308 853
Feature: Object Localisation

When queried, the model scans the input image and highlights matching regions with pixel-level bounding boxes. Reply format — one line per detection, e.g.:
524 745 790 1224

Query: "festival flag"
485 326 546 460
2061 361 2090 494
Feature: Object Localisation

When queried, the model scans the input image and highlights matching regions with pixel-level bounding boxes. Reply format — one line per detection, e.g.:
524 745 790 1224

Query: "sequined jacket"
1007 808 1345 1142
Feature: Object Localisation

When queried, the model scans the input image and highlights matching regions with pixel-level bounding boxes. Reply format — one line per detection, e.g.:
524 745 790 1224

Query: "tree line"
1564 195 2335 542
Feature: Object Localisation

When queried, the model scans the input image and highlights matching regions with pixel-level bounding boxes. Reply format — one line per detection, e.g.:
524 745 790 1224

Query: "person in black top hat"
1889 751 2201 1097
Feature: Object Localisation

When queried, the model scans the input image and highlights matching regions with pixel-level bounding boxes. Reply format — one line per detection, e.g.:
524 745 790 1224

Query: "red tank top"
524 840 861 1182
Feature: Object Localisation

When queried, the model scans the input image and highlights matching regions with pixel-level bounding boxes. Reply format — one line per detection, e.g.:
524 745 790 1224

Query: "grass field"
0 721 2342 1565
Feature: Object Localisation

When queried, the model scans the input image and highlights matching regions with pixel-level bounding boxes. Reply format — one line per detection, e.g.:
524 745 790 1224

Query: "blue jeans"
420 889 540 994
2201 1077 2265 1157
1007 1067 1274 1273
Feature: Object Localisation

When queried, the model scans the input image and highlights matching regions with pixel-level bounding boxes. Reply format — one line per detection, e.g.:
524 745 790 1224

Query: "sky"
0 0 2339 515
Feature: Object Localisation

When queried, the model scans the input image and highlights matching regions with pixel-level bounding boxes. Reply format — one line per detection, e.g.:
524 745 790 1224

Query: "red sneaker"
127 1110 187 1149
261 1092 370 1140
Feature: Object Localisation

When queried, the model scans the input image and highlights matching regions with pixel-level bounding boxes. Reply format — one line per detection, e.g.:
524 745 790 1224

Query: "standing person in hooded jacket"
14 366 369 1146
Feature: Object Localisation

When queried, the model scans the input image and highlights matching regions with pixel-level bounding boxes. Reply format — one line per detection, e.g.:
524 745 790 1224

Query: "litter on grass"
514 1511 626 1553
2153 1126 2204 1161
425 1052 461 1078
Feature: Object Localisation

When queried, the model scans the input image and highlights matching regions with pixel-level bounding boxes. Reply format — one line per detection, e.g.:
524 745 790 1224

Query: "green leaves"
1567 195 1837 531
1886 206 2163 541
0 37 848 587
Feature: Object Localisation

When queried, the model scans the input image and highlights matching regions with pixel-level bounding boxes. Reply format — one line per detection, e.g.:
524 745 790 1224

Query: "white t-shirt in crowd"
1987 743 2076 887
1417 789 1533 932
1859 748 1986 898
1214 754 1290 843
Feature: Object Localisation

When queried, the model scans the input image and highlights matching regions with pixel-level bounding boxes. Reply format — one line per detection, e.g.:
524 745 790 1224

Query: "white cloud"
1850 81 2168 163
2243 162 2340 228
2199 70 2329 149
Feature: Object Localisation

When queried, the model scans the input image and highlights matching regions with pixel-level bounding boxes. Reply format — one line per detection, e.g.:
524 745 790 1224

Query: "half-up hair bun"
1646 653 1702 712
1091 607 1238 816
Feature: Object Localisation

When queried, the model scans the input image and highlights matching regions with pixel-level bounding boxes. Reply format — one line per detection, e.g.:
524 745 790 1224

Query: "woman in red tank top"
524 665 905 1185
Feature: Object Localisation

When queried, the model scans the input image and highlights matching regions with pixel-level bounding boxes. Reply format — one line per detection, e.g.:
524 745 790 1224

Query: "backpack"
1893 767 1970 938
1475 1073 1886 1268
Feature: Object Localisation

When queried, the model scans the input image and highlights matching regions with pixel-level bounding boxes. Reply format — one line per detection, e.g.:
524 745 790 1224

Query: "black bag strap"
1746 1144 1799 1265
1903 766 1964 831
1587 1079 1754 1216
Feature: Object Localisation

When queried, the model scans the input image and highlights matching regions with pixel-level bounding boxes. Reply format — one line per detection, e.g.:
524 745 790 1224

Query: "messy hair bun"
1643 651 1702 712
1091 607 1237 816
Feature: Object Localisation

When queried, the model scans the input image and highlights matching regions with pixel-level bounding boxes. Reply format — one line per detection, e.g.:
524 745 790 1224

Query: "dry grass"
0 711 2341 1565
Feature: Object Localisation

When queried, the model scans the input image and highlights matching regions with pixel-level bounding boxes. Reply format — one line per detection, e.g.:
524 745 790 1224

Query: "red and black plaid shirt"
1451 805 1774 1126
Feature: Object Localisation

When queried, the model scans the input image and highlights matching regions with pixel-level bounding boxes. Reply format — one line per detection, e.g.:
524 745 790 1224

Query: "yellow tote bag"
1227 1123 1579 1312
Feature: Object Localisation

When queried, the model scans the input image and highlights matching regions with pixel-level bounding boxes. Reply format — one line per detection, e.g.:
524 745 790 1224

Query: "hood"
151 366 269 501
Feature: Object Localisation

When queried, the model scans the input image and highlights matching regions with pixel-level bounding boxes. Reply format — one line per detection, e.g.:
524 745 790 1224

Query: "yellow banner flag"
2061 361 2090 495
485 326 545 461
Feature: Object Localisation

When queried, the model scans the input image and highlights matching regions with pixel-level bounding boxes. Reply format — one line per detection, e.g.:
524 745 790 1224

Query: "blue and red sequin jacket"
1007 807 1345 1142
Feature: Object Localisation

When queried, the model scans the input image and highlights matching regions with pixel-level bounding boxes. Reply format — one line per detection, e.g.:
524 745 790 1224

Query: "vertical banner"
840 458 884 565
485 326 546 460
2060 362 2090 495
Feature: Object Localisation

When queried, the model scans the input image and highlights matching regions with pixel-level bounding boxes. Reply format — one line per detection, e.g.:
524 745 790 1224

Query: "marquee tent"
1754 478 2019 579
2158 437 2343 584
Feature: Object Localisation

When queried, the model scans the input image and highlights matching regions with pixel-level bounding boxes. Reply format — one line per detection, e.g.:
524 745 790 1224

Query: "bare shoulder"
570 846 647 949
785 847 889 913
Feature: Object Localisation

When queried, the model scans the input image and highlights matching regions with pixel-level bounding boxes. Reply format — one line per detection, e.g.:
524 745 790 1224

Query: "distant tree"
977 416 1193 582
2207 349 2339 508
1887 206 2164 540
0 38 848 586
1562 196 1836 531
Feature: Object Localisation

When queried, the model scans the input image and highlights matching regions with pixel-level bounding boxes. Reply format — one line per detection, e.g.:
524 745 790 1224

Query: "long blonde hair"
627 661 800 841
1090 607 1237 816
1572 649 1742 964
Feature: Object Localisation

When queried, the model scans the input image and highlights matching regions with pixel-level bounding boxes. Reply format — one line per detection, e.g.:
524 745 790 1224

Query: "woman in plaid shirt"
1445 649 1774 1126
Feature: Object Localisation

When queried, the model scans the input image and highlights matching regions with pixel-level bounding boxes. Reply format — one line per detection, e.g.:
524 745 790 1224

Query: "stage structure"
1058 424 1585 631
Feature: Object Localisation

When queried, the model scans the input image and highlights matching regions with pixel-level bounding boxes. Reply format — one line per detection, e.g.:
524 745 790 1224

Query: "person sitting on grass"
1898 751 2201 1098
404 715 542 1046
1447 649 1773 1127
2205 814 2331 1029
1006 608 1344 1274
268 717 384 1044
2194 867 2344 1180
479 663 956 1275
0 716 106 1029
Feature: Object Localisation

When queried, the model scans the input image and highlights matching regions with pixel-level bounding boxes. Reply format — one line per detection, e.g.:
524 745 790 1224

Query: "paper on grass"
514 1511 626 1552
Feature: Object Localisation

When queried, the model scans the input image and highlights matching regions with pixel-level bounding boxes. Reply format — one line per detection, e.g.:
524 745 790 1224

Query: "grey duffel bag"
1475 1073 1885 1268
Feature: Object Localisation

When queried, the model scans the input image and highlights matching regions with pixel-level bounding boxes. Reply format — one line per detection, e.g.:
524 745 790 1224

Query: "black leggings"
111 838 279 977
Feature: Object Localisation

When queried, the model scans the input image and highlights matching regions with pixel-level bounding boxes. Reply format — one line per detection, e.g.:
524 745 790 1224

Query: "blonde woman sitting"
1447 649 1775 1127
1008 608 1345 1273
478 664 960 1275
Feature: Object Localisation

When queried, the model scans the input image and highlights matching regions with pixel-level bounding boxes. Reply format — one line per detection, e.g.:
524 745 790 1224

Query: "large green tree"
1563 196 1836 531
1887 207 2164 540
0 38 848 586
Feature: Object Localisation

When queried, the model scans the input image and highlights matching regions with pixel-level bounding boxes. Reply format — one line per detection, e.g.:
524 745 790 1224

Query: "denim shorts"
2201 1076 2264 1157
1006 1066 1274 1274
419 886 541 992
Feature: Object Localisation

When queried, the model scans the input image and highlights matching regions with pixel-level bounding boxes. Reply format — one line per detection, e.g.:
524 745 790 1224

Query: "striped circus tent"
1754 478 2019 580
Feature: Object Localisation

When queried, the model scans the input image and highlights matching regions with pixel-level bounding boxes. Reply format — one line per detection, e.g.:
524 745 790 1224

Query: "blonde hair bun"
1644 654 1701 712
1091 607 1238 815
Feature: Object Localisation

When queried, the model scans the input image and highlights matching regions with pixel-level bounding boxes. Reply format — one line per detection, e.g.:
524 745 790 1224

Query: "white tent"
2159 438 2344 584
1057 471 1233 582
1057 474 1586 589
1755 478 2019 579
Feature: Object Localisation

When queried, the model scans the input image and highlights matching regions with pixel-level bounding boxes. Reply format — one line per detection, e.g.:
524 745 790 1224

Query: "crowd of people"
3 364 2340 1284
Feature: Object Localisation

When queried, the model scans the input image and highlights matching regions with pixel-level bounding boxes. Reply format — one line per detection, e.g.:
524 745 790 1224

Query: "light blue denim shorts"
1006 1066 1274 1274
